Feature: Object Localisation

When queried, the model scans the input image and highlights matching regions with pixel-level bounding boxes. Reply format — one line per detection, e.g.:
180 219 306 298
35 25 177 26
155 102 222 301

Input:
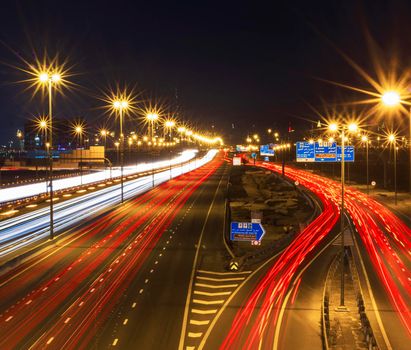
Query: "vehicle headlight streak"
0 150 218 260
0 150 199 204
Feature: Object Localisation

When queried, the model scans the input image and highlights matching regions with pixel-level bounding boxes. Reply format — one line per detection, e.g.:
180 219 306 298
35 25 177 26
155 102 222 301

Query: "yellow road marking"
190 319 210 325
194 290 231 296
191 308 217 315
195 282 238 289
197 276 244 282
193 299 224 305
188 332 203 338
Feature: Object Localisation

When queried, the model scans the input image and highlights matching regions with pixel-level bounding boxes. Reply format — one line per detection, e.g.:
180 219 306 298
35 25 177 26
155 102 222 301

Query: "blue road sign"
296 141 355 163
337 146 355 162
314 142 337 162
251 152 257 159
230 222 266 241
260 144 275 156
296 142 315 162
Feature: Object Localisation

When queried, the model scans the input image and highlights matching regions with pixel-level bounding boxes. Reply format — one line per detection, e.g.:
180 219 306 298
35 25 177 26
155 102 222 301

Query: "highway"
0 155 409 349
0 150 216 262
0 150 198 203
202 162 410 350
0 151 226 349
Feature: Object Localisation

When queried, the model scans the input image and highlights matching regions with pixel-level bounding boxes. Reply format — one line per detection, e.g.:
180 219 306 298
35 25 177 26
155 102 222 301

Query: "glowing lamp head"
347 123 358 133
121 100 128 109
382 91 400 106
328 123 338 132
146 113 159 121
51 73 61 83
39 72 49 83
113 100 121 109
361 135 368 142
177 126 186 133
165 120 175 128
101 129 107 136
388 134 396 143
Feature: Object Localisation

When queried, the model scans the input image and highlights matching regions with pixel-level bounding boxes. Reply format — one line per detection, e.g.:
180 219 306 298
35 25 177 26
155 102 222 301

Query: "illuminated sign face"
260 144 275 156
296 142 354 163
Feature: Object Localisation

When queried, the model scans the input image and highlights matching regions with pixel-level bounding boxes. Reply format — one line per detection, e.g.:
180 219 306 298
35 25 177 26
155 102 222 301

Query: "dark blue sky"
1 0 410 144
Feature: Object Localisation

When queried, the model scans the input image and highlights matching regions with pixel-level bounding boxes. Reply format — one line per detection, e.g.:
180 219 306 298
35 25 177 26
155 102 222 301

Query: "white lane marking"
195 283 238 289
79 301 84 307
191 308 218 315
123 318 128 325
178 167 225 350
197 276 244 282
139 289 144 294
194 290 231 297
150 269 154 273
188 332 203 338
64 317 71 324
5 316 13 322
193 299 225 305
145 279 149 284
112 338 118 346
197 270 251 275
42 287 48 291
132 302 137 308
25 300 32 305
155 261 158 265
190 319 210 325
46 337 54 345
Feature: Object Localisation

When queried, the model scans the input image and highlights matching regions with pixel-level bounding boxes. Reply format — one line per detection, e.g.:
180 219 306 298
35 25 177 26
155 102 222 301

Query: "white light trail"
0 150 218 260
0 150 199 203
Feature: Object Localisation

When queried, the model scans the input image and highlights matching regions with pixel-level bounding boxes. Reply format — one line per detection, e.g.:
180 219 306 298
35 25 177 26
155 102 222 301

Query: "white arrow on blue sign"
230 222 266 241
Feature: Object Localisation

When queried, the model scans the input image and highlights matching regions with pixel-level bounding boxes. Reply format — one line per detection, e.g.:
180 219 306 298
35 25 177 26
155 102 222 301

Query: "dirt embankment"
228 166 314 253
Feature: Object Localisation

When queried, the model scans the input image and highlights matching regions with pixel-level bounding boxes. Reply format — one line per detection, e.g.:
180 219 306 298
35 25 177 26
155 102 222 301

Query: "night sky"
1 0 411 145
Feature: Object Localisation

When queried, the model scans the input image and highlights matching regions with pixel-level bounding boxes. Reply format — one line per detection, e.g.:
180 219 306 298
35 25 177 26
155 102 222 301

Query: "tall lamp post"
164 119 175 142
388 134 397 205
361 135 369 194
381 91 411 194
38 70 62 240
146 112 159 141
74 124 84 185
113 99 129 203
329 121 358 308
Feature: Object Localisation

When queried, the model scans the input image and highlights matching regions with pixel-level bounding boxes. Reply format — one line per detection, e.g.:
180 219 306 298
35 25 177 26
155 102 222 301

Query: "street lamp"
73 124 84 185
164 119 176 141
388 133 397 205
361 135 370 194
37 70 63 240
114 141 120 164
381 91 411 195
100 129 108 150
146 112 159 140
328 121 358 308
113 99 129 203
